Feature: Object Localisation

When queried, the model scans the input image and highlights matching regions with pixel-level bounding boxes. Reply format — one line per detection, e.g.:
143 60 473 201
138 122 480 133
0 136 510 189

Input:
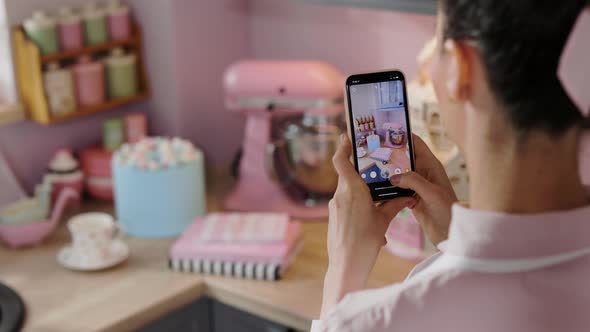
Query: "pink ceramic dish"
0 188 78 249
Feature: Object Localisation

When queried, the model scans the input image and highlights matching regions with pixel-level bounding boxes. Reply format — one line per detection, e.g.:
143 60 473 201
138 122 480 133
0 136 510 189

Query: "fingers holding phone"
389 135 459 246
326 134 415 289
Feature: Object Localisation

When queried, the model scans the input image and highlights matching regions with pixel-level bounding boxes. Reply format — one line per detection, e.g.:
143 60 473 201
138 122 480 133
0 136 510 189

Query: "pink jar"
81 147 114 201
58 7 83 50
124 112 147 143
73 55 105 107
107 0 131 41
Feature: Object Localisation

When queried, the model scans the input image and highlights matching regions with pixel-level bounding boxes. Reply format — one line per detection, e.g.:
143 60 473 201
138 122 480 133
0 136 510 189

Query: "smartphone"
345 70 416 201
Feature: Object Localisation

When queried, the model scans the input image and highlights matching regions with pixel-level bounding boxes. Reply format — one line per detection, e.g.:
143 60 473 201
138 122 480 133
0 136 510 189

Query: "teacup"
67 212 121 265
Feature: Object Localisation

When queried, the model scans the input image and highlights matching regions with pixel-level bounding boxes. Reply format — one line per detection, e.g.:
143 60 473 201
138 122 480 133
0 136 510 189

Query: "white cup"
67 212 121 264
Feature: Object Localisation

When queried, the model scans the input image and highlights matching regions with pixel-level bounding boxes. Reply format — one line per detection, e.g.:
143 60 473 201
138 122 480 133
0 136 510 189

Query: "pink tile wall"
172 0 250 166
248 0 436 78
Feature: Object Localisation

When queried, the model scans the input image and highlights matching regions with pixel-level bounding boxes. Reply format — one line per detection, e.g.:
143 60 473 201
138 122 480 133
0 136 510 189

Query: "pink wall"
173 0 250 166
248 0 436 78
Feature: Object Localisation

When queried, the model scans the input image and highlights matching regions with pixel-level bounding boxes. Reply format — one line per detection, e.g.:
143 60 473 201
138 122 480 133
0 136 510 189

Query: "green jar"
24 11 59 55
103 118 125 151
105 48 138 99
83 4 108 45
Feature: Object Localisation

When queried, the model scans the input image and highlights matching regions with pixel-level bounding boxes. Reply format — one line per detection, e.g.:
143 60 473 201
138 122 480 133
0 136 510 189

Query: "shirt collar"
445 203 590 259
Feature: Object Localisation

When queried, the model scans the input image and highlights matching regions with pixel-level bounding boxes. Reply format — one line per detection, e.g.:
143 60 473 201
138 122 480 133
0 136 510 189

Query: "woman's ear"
443 39 472 103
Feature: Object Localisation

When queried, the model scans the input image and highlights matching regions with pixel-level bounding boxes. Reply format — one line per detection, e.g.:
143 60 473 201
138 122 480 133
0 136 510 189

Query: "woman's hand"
390 135 458 246
321 135 416 318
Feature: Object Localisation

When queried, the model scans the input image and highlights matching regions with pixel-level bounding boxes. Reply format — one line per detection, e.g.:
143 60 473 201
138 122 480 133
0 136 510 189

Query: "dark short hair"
440 0 588 135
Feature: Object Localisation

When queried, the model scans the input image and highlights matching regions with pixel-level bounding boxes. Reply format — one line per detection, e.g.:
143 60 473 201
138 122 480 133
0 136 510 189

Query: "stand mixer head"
223 60 345 219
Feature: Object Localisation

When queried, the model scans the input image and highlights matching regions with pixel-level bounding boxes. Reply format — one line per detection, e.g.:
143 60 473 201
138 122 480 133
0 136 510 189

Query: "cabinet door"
377 81 405 109
138 298 212 332
297 0 437 15
213 301 292 332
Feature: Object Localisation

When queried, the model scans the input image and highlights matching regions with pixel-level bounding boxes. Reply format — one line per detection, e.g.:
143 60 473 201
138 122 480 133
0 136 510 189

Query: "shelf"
41 36 139 63
13 20 151 125
298 0 436 15
355 128 377 133
48 92 150 124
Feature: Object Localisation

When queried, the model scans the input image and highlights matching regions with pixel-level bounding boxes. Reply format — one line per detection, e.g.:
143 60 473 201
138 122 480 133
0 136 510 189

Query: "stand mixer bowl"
270 113 344 203
391 129 405 146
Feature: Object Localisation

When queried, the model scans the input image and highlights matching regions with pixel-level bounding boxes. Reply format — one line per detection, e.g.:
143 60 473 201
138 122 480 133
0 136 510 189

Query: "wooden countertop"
0 199 417 331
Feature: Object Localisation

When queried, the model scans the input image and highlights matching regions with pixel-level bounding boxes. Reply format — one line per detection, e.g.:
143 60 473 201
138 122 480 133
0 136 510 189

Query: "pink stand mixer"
224 60 346 219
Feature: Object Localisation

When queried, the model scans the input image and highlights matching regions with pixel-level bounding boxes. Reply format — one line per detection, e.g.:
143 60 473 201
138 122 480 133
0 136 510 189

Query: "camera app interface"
349 80 412 191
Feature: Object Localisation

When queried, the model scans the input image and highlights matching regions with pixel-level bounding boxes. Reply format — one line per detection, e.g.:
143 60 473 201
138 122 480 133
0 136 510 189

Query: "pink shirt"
312 203 590 332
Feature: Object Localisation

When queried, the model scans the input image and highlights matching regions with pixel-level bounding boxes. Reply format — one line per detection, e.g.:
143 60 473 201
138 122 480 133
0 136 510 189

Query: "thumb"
377 196 417 220
332 134 358 181
390 172 439 202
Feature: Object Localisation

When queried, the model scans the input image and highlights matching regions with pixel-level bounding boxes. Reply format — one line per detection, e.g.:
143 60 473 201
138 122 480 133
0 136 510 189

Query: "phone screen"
346 71 415 201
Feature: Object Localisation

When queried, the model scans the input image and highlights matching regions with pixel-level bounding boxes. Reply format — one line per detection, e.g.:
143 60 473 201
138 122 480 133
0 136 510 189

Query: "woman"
313 1 590 331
